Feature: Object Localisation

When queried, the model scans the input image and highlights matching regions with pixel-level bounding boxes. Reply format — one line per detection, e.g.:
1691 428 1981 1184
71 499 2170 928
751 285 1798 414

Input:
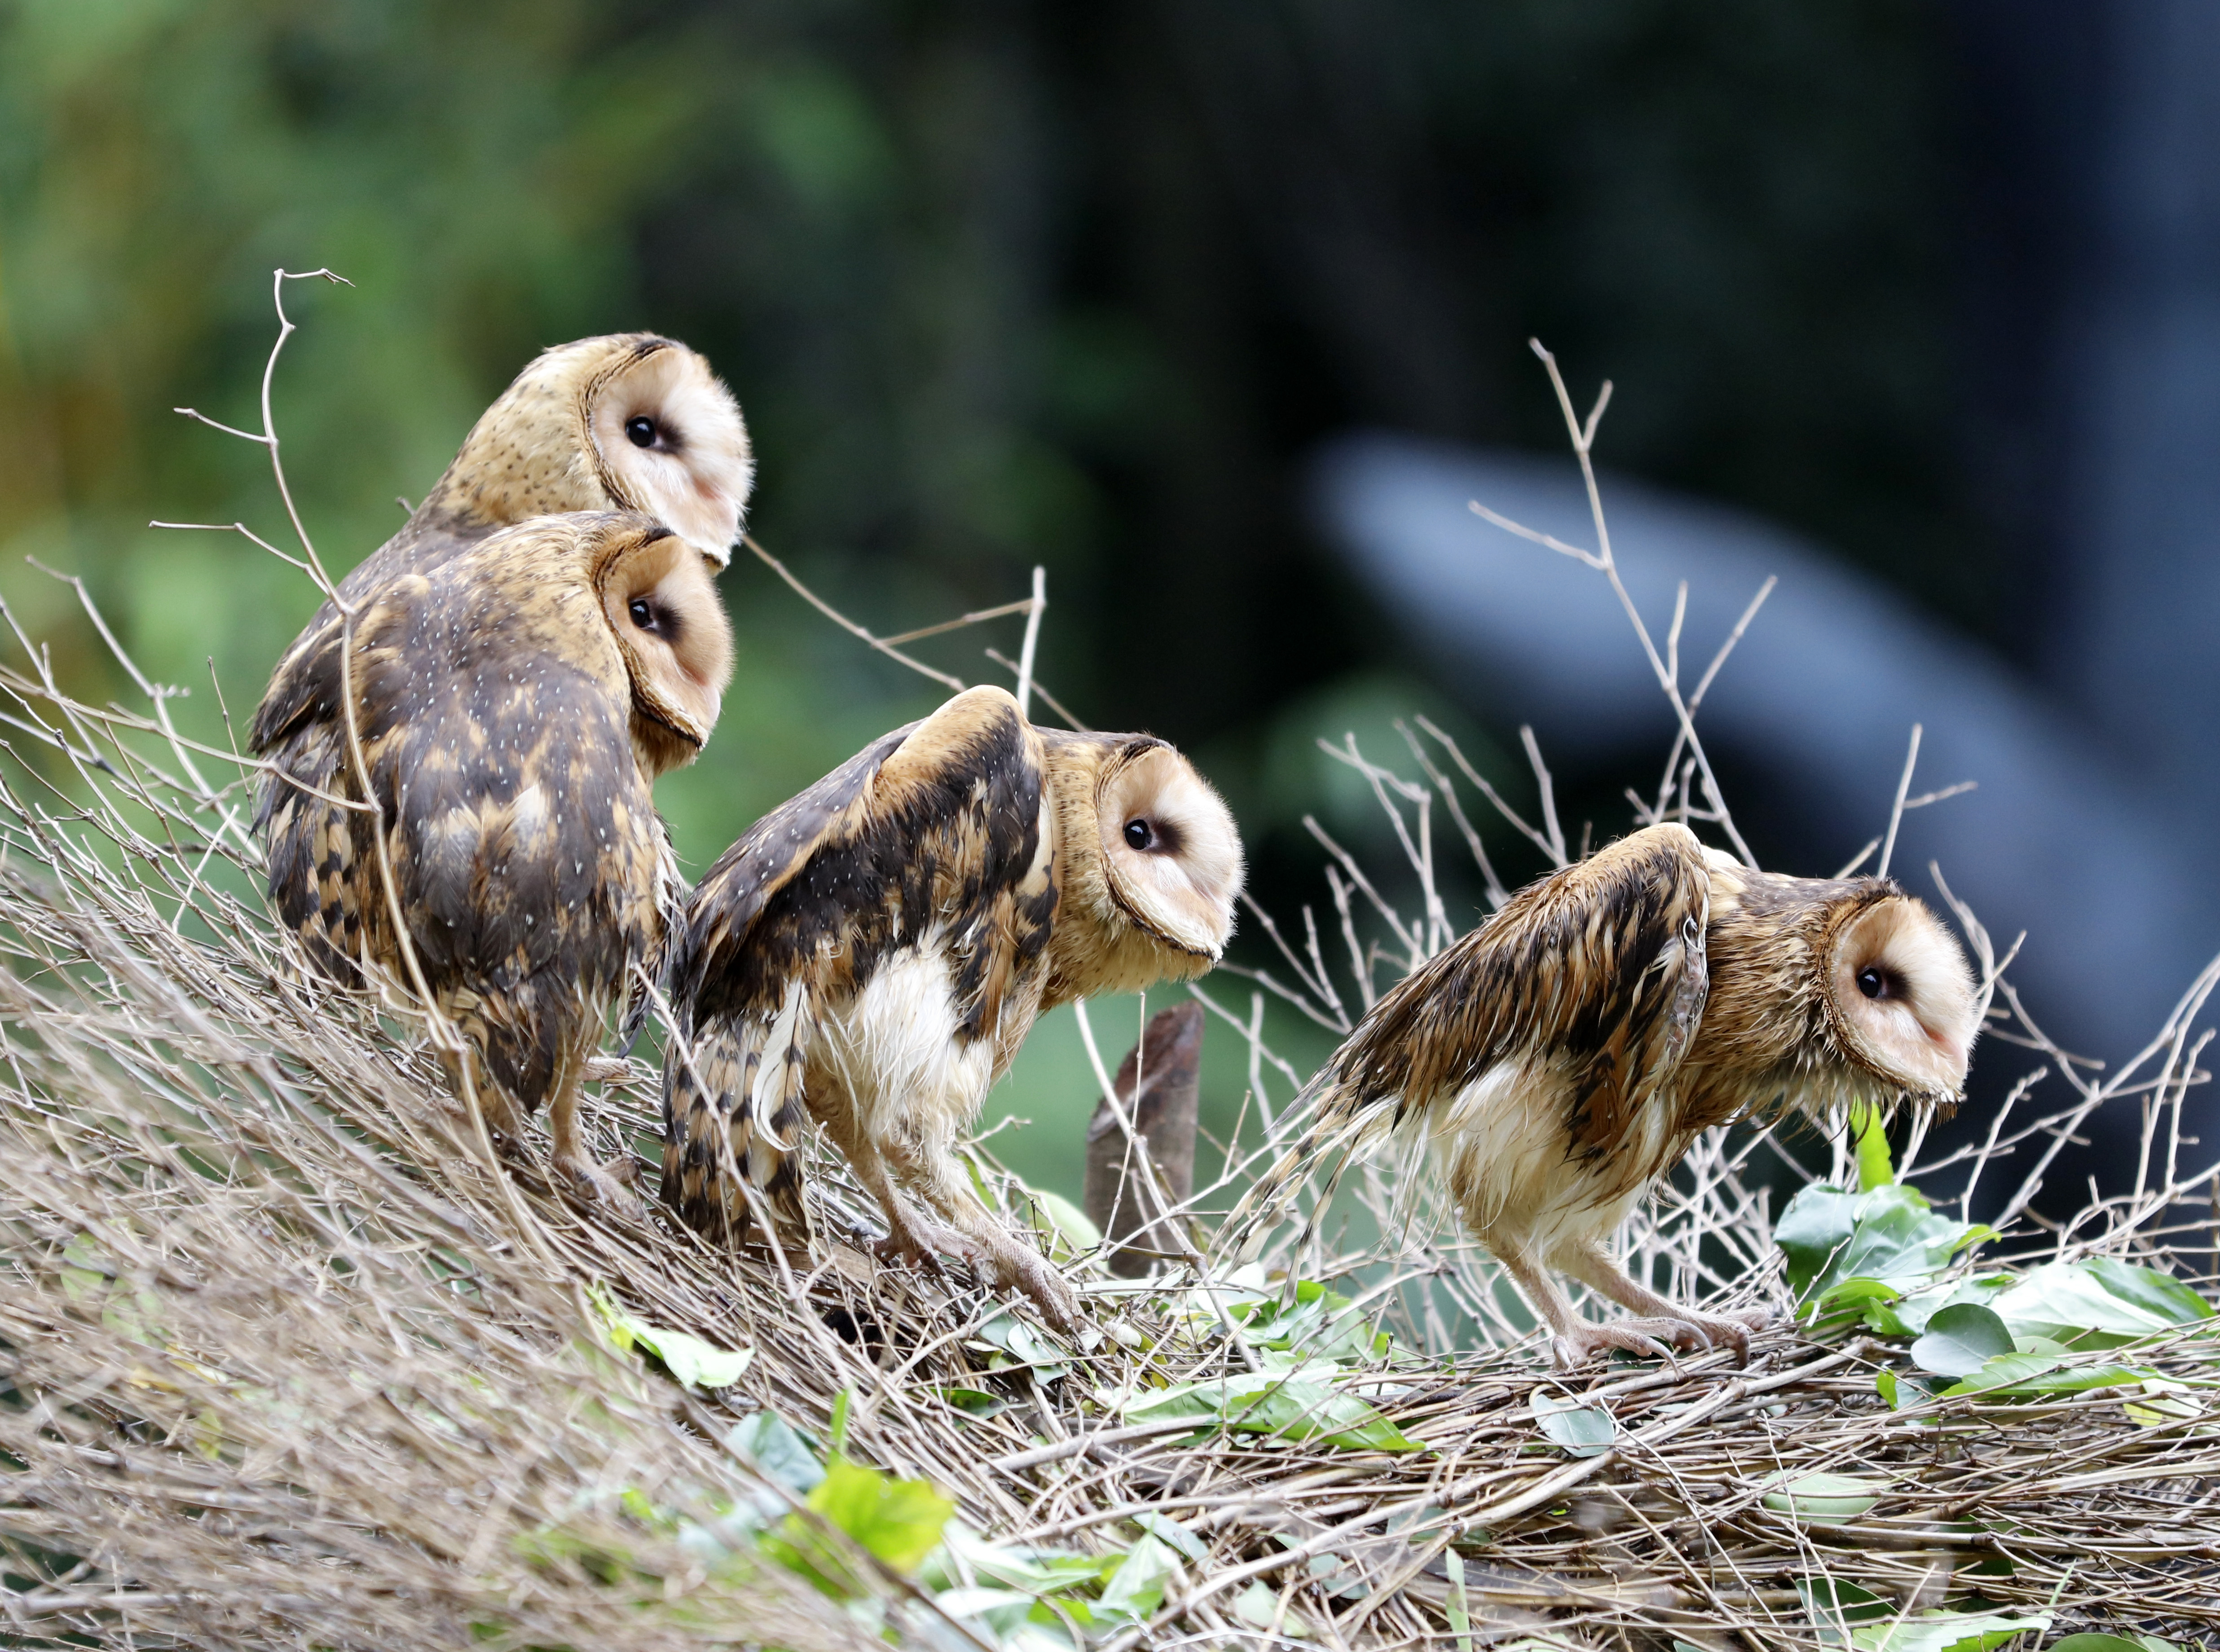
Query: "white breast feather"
816 940 995 1150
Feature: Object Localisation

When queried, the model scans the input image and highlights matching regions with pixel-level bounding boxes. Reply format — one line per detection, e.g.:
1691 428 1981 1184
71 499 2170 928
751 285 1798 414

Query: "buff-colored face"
1825 894 1978 1101
581 343 753 566
1094 742 1244 960
596 524 734 771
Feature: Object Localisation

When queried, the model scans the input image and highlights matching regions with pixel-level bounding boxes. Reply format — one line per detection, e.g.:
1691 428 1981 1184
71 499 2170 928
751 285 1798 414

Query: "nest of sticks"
4 305 2218 1649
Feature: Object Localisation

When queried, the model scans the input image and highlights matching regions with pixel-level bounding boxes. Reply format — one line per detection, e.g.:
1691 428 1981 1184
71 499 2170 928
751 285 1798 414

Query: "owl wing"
350 572 665 1110
1342 822 1712 1159
662 685 1057 1239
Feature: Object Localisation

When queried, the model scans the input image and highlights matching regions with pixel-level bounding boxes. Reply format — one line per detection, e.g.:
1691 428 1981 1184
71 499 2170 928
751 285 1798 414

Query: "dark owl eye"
625 415 658 448
628 597 670 636
1124 818 1154 851
1857 966 1889 1000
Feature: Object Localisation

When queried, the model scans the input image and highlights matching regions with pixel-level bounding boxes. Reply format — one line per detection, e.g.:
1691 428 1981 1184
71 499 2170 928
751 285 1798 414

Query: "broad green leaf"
1530 1392 1616 1458
1850 1101 1894 1191
1120 1366 1422 1453
725 1410 825 1495
974 1312 1071 1379
626 1324 753 1390
1235 1280 1393 1365
806 1456 954 1573
1132 1511 1207 1561
2050 1637 2179 1652
1910 1303 2015 1376
1232 1579 1301 1634
1989 1258 2213 1349
1798 1575 1893 1642
933 1386 1010 1420
1024 1186 1103 1259
1094 1534 1179 1624
587 1284 753 1388
1762 1471 1885 1526
1941 1352 2167 1400
1848 1609 2051 1652
1777 1182 1993 1309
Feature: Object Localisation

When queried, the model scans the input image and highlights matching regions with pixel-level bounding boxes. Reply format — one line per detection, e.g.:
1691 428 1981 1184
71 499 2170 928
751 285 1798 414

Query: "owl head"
422 334 753 567
1817 886 1979 1104
1043 730 1244 1000
591 519 735 775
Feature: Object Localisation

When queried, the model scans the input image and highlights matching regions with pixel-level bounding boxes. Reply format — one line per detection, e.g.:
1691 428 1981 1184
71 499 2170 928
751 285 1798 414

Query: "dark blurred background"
2 0 2212 1208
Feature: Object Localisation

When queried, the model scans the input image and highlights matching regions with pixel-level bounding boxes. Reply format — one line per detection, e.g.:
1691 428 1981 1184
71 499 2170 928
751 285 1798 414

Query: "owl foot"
555 1150 643 1221
981 1237 1084 1339
1552 1306 1772 1370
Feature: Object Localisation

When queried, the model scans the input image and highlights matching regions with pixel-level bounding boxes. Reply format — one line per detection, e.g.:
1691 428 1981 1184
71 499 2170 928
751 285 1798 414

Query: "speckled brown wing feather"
1230 823 1712 1251
341 559 669 1114
661 686 1059 1239
251 510 503 978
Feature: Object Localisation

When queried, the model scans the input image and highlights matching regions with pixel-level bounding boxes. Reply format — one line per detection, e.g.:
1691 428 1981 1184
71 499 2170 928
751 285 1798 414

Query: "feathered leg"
1554 1239 1766 1365
872 1122 1081 1335
549 1029 643 1218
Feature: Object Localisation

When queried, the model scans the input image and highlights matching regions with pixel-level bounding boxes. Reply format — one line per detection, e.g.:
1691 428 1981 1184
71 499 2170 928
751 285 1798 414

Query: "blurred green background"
0 0 1964 1201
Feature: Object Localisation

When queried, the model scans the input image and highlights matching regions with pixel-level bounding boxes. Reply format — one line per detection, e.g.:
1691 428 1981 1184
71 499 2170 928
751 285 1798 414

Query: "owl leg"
548 1047 643 1221
1553 1239 1769 1366
875 1129 1083 1337
1491 1244 1684 1370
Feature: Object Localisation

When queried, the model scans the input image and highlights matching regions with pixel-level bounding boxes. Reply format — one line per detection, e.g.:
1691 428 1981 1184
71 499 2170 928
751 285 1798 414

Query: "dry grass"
3 297 2217 1650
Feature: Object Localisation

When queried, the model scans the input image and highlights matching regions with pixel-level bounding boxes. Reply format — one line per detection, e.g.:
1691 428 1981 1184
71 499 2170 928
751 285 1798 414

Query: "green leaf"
587 1285 753 1388
1798 1575 1894 1638
932 1386 1010 1420
806 1456 954 1573
1763 1471 1885 1526
1234 1280 1393 1365
1530 1392 1616 1458
1911 1303 2016 1377
1024 1186 1103 1259
1777 1182 1993 1310
1875 1367 1939 1411
2049 1637 2175 1652
724 1410 825 1495
1938 1350 2063 1397
1232 1579 1302 1634
1847 1609 2051 1652
1119 1365 1423 1453
1094 1534 1179 1624
1988 1258 2214 1349
973 1312 1071 1379
1132 1511 1207 1562
1850 1101 1894 1191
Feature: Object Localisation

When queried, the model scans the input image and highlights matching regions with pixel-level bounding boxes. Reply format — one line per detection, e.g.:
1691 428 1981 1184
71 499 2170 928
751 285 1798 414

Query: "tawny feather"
661 686 1244 1332
1231 822 1977 1369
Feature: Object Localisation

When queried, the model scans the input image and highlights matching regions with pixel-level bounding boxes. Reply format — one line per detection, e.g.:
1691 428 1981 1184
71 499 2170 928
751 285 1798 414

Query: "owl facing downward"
1230 823 1977 1369
660 686 1244 1332
258 510 732 1209
251 333 750 979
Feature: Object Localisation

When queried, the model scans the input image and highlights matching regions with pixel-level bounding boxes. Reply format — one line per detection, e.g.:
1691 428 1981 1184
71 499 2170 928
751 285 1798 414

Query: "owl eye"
1124 818 1154 851
627 597 676 638
625 415 658 449
1857 966 1893 1001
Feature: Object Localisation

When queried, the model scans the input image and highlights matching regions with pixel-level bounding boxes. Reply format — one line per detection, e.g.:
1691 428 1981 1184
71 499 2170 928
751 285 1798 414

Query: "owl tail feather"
1217 1069 1393 1267
660 984 818 1244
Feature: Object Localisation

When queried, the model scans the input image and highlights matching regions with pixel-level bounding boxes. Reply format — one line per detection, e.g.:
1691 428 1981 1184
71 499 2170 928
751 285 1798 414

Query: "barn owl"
250 333 750 978
1231 822 1978 1368
659 685 1244 1332
252 511 732 1209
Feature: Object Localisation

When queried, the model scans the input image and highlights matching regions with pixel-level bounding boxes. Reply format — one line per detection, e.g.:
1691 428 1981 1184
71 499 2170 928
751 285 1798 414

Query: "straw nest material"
4 312 2217 1650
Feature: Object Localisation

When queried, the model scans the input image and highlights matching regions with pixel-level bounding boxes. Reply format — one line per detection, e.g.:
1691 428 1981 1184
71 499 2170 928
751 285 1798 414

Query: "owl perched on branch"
251 333 750 977
1231 822 1978 1368
256 511 731 1209
659 685 1244 1332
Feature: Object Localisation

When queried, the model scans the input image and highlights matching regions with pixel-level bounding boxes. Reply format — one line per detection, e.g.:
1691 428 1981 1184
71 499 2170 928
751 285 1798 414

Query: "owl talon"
555 1152 644 1220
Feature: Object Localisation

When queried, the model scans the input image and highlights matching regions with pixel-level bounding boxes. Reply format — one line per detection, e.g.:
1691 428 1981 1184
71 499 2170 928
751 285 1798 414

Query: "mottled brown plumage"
251 334 749 975
1233 822 1978 1368
264 511 731 1210
661 686 1244 1331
